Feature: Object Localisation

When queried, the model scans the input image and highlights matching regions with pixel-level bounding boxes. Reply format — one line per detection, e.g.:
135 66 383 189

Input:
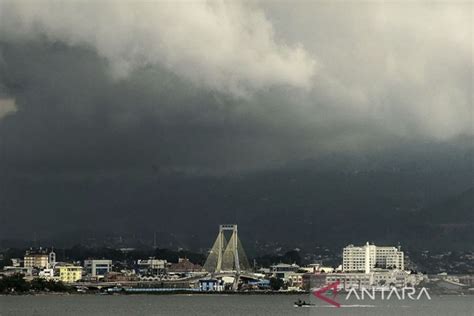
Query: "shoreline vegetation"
1 274 472 296
0 274 73 295
1 291 472 297
0 275 474 296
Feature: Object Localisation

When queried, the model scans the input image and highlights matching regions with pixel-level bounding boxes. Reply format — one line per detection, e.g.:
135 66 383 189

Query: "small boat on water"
294 299 314 307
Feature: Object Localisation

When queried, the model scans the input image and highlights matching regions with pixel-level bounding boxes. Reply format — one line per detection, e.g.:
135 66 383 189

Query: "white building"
326 270 420 290
136 258 167 275
343 242 404 273
327 272 372 290
1 266 33 277
199 279 224 291
84 259 112 278
300 263 334 274
38 268 56 281
287 272 305 288
10 258 22 267
270 263 300 281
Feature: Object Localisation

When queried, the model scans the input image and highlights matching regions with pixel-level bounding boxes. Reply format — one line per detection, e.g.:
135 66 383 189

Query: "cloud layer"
0 97 16 119
0 1 472 242
0 0 316 95
0 0 471 174
262 1 473 140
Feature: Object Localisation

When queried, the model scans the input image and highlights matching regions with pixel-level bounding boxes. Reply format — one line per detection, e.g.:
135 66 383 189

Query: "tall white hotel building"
343 242 404 273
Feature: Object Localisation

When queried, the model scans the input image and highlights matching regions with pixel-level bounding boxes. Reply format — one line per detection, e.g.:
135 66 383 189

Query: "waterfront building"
58 265 83 283
38 268 56 281
324 269 420 290
246 279 271 290
287 272 305 288
23 248 57 269
104 271 138 282
1 266 33 277
302 273 327 291
168 258 202 273
84 259 112 278
10 258 22 267
199 279 224 291
300 263 334 274
24 249 49 269
270 263 300 281
256 267 271 275
458 275 474 287
326 272 372 289
137 258 167 275
343 242 404 273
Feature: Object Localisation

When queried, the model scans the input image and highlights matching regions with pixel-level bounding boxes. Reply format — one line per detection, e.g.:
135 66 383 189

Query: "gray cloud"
0 97 16 119
263 1 473 139
0 1 472 174
0 0 316 96
0 1 472 244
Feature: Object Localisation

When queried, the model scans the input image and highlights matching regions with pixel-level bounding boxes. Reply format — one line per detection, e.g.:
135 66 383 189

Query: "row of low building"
257 265 422 291
196 269 423 293
1 248 204 284
3 248 112 283
250 242 422 292
196 242 420 292
2 242 461 292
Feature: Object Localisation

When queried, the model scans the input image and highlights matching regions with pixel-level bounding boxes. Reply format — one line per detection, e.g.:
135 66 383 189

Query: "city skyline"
0 1 472 314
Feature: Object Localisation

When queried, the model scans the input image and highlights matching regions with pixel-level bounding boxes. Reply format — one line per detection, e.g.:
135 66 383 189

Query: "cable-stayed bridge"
203 224 251 275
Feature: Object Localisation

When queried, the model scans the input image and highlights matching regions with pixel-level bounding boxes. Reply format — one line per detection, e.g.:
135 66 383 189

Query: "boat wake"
340 304 375 308
306 304 376 308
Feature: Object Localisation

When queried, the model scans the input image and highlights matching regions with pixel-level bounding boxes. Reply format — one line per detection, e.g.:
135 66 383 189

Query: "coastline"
1 290 472 296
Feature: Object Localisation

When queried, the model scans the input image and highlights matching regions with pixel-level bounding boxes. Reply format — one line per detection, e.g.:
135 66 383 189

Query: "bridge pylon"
203 224 250 274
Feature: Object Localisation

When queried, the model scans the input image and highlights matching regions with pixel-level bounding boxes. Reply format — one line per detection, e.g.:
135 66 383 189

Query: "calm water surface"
0 294 473 315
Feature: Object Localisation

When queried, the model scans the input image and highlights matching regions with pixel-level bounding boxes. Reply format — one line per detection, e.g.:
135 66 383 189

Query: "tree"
0 274 30 293
269 277 284 291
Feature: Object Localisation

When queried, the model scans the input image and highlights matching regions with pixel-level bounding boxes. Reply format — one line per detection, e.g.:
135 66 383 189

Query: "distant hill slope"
1 141 472 251
399 188 474 250
419 188 474 224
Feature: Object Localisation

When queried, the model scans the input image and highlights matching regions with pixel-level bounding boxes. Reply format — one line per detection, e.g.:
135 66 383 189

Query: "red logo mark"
313 281 340 308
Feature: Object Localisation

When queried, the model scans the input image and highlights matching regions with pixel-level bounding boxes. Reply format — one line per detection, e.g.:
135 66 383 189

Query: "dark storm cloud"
0 1 472 243
0 0 316 95
0 40 400 174
0 1 471 172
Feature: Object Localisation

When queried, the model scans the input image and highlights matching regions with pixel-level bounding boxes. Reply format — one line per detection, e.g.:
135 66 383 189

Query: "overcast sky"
0 1 472 242
0 0 472 172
